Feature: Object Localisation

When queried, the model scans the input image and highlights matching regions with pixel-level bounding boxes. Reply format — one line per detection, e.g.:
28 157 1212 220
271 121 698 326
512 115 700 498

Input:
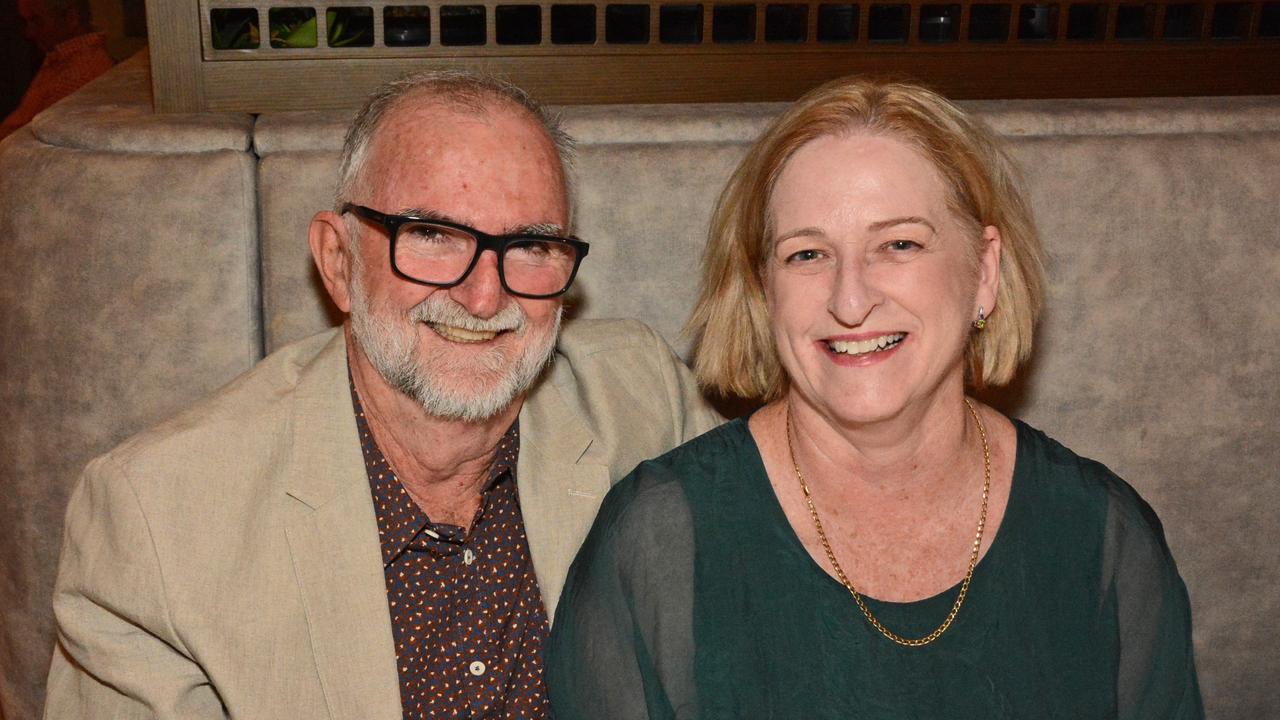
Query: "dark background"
1 0 43 118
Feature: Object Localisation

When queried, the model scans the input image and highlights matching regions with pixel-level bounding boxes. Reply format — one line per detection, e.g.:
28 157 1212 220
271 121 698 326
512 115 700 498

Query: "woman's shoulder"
632 416 756 481
1011 418 1172 548
583 419 757 544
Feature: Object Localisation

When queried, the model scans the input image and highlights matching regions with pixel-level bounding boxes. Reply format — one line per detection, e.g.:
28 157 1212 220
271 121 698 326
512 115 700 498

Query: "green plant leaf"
272 15 317 47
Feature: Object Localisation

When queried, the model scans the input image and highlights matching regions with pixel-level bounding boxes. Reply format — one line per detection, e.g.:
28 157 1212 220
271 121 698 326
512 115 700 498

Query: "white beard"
348 266 561 423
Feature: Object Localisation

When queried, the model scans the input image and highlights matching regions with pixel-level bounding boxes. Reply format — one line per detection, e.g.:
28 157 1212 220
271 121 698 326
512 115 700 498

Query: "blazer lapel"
282 332 402 720
518 365 613 623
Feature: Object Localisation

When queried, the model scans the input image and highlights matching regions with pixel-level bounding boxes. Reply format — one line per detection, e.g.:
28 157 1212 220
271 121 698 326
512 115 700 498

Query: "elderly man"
43 72 720 718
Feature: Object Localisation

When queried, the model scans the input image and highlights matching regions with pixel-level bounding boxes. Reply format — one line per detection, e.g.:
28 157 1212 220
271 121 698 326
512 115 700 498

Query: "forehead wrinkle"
772 136 949 232
358 103 568 238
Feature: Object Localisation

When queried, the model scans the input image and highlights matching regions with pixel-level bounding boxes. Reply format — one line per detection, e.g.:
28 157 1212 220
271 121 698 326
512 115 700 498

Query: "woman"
546 78 1202 719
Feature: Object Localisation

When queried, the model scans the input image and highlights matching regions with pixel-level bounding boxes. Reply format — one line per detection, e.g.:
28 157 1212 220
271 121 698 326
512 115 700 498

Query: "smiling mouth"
428 322 501 343
826 333 906 357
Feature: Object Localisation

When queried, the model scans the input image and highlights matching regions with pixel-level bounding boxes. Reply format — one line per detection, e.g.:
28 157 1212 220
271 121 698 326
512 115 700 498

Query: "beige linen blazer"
44 320 721 720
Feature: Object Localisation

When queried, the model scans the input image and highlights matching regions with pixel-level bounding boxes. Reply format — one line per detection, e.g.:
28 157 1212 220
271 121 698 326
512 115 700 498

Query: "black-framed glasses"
342 203 590 299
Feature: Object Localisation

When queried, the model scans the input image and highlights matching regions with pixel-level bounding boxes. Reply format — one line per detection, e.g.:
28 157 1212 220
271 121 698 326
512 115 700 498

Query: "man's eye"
403 225 454 244
508 239 569 260
406 228 445 242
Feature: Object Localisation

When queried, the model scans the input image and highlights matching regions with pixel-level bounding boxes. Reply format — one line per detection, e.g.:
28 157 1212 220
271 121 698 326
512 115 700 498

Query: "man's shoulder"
100 329 343 484
544 318 688 400
525 318 720 482
554 317 671 358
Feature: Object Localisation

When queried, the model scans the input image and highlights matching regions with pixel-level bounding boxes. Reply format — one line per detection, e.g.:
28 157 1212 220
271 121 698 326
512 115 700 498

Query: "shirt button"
463 549 476 566
468 660 486 677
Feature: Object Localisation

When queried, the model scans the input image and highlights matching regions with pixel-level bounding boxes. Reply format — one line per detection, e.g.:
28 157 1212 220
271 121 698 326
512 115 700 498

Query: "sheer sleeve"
547 461 699 720
1101 479 1205 720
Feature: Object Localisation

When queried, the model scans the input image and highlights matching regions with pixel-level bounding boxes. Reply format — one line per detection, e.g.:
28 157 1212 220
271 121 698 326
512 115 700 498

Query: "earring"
973 306 987 331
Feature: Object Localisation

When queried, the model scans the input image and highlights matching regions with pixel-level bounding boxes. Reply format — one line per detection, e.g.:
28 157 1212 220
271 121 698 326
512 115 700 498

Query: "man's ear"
309 211 354 314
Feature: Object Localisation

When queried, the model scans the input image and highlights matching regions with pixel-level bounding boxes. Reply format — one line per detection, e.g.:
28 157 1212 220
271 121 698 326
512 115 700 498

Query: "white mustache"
410 294 526 334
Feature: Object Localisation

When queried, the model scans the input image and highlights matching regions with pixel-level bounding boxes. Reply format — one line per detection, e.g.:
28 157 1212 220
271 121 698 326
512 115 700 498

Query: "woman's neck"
780 383 977 495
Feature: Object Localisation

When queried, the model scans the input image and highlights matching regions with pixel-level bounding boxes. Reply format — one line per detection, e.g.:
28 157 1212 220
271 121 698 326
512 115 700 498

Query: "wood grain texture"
157 0 1280 110
198 45 1280 110
147 3 204 111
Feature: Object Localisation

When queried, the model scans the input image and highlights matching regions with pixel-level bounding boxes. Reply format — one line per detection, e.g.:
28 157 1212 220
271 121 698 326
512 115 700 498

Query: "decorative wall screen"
146 0 1280 110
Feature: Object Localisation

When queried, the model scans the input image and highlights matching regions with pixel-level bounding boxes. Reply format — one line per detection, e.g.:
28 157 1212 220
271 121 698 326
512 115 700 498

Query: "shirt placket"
462 493 506 718
355 378 544 718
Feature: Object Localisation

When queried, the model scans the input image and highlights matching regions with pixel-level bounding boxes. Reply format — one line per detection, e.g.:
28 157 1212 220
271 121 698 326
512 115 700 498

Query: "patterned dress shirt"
352 384 552 719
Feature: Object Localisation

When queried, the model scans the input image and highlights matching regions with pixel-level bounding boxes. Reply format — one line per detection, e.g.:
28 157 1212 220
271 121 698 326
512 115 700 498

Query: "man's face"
345 100 570 423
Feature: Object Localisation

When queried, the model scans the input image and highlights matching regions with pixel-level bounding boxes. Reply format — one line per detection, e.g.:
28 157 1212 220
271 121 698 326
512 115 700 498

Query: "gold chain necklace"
785 398 991 647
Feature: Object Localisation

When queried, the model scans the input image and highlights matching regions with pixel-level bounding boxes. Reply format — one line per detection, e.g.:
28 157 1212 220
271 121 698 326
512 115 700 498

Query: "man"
2 0 113 141
44 72 720 718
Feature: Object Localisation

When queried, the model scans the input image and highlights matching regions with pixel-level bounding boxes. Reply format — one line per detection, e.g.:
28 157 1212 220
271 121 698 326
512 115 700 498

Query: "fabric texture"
0 33 113 140
547 417 1203 719
355 389 551 718
42 320 722 720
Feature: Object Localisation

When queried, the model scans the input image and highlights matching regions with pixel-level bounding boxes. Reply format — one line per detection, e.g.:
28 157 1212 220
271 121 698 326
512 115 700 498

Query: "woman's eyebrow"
867 216 937 233
773 227 825 244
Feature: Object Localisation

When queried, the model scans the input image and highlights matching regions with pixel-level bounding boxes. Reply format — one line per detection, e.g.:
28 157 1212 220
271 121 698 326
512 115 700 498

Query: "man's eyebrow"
396 207 566 237
397 206 450 222
867 216 937 233
515 222 568 237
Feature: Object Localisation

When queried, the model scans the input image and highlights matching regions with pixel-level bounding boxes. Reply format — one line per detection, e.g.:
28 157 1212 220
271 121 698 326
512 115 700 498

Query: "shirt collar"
348 373 520 566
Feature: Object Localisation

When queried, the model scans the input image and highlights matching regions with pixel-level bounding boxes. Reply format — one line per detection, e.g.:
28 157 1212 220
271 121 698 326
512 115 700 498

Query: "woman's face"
765 132 1000 427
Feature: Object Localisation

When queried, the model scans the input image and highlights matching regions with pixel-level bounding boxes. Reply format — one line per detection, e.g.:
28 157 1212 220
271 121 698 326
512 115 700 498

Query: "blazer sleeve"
44 455 227 719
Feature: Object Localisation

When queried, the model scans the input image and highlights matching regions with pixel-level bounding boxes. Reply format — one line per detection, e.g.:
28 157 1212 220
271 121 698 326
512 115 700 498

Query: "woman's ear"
976 225 1002 319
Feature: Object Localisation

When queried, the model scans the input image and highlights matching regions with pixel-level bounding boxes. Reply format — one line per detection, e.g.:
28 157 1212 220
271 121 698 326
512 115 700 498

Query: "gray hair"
334 70 575 210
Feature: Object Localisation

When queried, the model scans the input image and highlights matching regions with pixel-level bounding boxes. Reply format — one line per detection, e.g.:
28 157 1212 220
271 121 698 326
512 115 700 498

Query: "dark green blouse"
547 418 1203 719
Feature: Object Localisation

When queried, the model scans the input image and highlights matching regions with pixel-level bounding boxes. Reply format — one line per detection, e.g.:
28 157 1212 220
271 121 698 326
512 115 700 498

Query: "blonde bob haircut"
688 77 1045 403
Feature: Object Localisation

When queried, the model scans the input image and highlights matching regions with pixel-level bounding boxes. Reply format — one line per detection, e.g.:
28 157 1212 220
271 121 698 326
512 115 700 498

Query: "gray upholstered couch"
2 55 1278 719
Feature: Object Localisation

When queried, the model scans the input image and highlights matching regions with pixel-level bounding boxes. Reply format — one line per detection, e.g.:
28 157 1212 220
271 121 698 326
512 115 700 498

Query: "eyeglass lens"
395 221 579 296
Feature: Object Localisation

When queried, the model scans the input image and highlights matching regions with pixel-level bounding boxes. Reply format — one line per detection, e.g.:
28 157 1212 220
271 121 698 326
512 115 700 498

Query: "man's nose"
448 250 506 319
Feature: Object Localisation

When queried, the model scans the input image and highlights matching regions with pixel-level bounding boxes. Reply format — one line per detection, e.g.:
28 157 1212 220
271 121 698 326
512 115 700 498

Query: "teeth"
828 333 905 357
429 323 499 343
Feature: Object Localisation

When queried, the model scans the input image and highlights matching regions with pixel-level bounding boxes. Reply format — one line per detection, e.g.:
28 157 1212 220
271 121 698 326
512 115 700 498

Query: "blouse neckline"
730 414 1030 611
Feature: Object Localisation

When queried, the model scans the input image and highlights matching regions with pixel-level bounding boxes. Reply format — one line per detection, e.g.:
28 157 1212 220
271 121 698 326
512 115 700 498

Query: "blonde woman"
547 78 1202 719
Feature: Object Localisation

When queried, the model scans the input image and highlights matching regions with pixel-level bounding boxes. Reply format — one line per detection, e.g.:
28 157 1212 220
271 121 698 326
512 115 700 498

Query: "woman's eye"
885 239 921 252
785 249 823 263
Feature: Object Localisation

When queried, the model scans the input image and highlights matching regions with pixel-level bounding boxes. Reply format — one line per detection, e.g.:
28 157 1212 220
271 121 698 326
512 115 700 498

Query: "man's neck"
346 330 522 527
